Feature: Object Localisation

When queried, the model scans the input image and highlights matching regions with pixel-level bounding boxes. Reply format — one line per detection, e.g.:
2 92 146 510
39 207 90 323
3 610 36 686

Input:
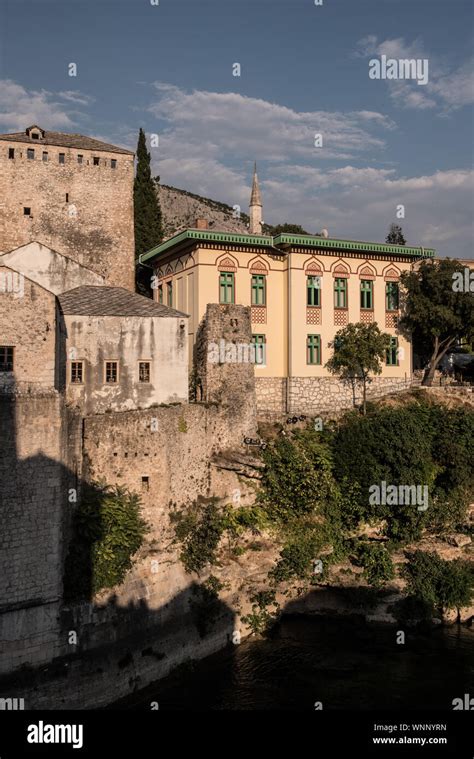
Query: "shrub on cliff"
329 401 473 541
403 550 474 617
63 483 148 602
353 542 395 588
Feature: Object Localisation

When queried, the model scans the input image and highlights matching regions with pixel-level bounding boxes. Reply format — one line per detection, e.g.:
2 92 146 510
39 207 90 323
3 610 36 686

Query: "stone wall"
0 138 134 290
0 268 58 390
256 375 418 417
0 392 82 675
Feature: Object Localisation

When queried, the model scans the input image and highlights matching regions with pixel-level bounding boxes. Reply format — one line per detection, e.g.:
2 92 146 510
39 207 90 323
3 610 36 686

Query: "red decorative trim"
251 306 267 324
306 307 322 325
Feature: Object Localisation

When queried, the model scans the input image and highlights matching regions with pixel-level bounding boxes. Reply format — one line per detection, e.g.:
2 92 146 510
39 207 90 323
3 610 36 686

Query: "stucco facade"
143 229 435 414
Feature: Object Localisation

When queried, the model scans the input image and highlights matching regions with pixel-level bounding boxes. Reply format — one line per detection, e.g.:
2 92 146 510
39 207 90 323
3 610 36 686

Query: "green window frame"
386 336 398 366
307 334 321 365
307 276 321 307
360 279 373 310
386 282 399 311
251 334 266 365
219 272 235 304
158 284 163 304
166 281 173 307
334 278 347 308
251 274 266 306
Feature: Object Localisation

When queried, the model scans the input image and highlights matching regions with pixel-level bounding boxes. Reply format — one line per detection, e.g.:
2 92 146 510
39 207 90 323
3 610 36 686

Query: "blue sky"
0 0 473 256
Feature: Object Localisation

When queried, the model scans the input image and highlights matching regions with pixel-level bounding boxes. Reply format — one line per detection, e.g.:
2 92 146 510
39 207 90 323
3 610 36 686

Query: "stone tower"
249 162 263 235
0 125 135 290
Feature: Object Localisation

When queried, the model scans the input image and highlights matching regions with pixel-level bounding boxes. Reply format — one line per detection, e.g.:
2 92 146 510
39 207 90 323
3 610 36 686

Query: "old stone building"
0 125 135 290
142 166 436 415
0 246 188 408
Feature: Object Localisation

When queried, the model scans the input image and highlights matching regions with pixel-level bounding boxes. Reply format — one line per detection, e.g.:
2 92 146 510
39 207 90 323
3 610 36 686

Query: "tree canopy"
386 223 406 245
398 259 474 385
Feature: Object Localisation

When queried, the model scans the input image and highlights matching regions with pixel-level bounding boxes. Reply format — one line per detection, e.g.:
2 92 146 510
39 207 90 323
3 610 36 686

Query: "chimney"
195 218 209 230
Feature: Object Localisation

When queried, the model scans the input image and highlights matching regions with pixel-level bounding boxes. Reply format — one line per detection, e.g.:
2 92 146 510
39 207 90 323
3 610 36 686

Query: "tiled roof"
58 286 188 318
0 127 134 155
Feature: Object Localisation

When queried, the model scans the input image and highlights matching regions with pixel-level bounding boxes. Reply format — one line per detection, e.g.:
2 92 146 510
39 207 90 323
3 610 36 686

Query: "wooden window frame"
360 279 373 310
251 334 266 366
70 360 84 385
386 282 399 311
0 346 14 372
307 275 321 307
138 361 151 383
219 271 235 304
386 336 399 366
104 360 119 384
307 334 321 365
251 274 266 306
334 277 348 309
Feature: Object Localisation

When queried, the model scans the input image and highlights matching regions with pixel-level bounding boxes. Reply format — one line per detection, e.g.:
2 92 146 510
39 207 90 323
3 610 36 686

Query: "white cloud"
0 79 84 132
145 82 473 257
58 90 95 106
355 36 474 112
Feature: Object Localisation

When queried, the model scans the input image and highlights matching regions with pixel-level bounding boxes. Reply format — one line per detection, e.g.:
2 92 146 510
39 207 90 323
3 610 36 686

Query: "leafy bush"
64 483 148 601
353 542 395 588
329 401 473 541
172 499 225 574
403 550 474 616
242 590 279 634
190 575 227 638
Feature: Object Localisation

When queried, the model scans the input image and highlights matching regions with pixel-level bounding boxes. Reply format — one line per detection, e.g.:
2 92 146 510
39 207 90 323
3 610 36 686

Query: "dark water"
112 616 474 711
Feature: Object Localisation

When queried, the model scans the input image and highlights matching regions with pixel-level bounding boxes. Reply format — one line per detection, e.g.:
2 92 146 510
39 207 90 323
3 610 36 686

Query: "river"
112 615 474 710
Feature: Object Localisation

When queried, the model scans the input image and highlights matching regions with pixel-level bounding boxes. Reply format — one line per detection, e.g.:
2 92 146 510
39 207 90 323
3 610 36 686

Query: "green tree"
398 259 474 386
404 551 474 619
325 323 391 415
271 223 310 235
386 223 406 245
134 128 163 296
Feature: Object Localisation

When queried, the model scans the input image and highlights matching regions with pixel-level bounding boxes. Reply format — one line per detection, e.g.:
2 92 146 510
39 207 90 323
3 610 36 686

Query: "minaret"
249 162 263 235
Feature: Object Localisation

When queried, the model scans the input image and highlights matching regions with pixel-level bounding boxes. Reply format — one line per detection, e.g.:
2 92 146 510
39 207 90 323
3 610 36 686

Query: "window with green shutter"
386 336 398 366
386 282 399 311
360 279 373 309
307 334 321 365
251 274 266 305
219 272 235 304
334 278 347 308
307 276 321 306
158 284 163 304
166 281 173 307
251 334 266 365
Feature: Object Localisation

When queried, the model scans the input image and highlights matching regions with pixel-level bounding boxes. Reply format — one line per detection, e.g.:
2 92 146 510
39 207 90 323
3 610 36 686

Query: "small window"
59 153 65 164
23 207 31 216
386 282 399 311
360 280 373 310
0 346 14 372
42 151 48 162
65 193 69 203
167 280 173 307
251 274 266 306
27 148 34 160
307 276 321 307
386 336 399 366
93 156 100 166
307 334 321 365
71 361 83 384
251 334 266 366
105 361 118 383
31 132 39 140
141 476 150 492
139 361 151 383
111 159 117 169
77 154 83 164
334 277 347 308
8 148 14 159
219 272 234 304
158 284 163 304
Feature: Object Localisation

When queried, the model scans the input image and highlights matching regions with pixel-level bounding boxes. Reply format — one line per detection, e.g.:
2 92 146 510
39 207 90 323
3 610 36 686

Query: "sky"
0 0 473 257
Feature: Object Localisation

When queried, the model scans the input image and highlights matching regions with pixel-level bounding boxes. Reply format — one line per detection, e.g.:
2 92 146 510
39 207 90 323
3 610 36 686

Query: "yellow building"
142 170 435 415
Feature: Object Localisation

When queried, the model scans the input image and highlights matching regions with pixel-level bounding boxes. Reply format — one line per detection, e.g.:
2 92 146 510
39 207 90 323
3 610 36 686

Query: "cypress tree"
134 128 163 295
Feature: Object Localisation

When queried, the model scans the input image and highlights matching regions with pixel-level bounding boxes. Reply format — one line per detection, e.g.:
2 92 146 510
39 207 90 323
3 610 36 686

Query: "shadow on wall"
0 379 236 708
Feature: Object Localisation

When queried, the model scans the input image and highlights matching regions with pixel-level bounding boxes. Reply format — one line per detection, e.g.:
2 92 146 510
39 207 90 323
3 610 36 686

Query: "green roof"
140 228 436 263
